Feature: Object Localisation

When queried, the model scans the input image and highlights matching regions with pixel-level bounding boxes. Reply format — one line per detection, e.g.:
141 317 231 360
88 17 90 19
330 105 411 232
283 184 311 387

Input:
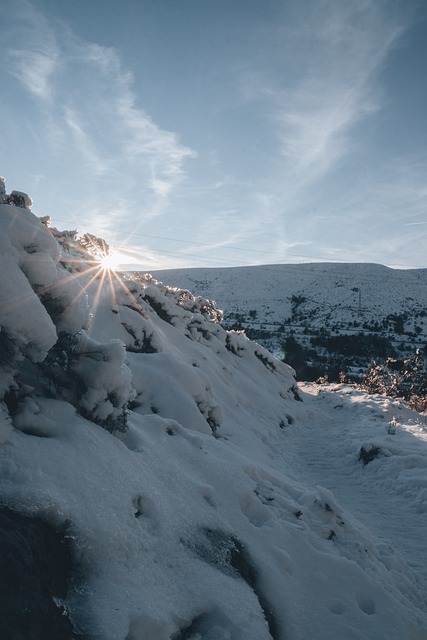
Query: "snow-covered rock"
0 177 33 208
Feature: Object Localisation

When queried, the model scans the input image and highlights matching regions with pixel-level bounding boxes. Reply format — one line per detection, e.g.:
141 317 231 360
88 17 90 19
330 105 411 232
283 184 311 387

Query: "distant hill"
153 263 427 380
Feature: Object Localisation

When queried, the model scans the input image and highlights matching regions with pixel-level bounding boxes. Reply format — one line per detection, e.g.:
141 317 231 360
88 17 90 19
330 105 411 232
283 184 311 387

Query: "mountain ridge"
152 262 427 377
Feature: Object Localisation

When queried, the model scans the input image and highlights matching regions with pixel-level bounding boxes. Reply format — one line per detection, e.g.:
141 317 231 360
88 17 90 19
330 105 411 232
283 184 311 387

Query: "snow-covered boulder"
9 189 33 210
0 176 6 203
0 177 33 208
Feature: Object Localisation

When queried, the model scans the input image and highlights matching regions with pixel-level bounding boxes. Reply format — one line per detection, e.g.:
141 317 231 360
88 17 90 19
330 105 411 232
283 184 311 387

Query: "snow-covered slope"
1 189 427 639
152 263 427 327
152 264 427 362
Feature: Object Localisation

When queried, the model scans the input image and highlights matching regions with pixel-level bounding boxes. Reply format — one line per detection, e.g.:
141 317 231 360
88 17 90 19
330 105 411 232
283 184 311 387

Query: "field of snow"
1 193 427 639
153 263 427 329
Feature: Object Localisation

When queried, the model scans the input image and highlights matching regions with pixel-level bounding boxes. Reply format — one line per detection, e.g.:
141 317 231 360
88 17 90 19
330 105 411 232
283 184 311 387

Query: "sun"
99 252 123 272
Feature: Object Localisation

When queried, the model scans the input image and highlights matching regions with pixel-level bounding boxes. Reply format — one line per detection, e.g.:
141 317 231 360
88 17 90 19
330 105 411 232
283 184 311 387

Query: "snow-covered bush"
0 177 32 208
69 334 136 433
39 331 137 434
0 176 6 203
361 350 427 411
128 273 223 327
225 330 248 356
78 232 110 260
0 187 124 434
39 332 80 393
0 210 59 400
8 190 33 209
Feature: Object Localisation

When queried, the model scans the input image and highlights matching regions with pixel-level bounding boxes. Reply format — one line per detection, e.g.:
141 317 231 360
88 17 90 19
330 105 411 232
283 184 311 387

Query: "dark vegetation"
282 331 427 411
311 333 393 359
223 296 427 413
360 350 427 412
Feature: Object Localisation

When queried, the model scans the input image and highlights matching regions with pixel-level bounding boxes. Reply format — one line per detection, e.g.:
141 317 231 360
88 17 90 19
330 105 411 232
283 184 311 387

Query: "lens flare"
99 252 123 271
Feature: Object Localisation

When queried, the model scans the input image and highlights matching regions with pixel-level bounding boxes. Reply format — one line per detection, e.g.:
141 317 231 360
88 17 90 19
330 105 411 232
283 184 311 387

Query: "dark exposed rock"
0 508 79 640
358 445 382 466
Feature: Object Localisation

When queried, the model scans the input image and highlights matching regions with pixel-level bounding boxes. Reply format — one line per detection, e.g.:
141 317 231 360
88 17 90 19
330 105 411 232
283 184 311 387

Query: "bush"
360 350 427 411
40 333 136 434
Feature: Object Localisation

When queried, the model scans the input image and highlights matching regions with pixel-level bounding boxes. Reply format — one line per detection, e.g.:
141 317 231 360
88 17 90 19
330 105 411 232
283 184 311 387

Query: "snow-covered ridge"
1 187 427 639
152 263 427 326
152 263 427 361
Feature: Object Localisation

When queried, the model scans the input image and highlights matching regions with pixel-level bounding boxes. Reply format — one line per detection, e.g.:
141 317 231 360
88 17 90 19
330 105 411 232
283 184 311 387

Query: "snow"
295 384 427 576
1 189 427 639
152 263 427 357
152 263 427 328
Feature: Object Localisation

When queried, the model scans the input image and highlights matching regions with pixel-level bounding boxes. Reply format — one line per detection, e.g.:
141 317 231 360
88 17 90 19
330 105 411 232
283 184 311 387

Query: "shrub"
360 350 427 411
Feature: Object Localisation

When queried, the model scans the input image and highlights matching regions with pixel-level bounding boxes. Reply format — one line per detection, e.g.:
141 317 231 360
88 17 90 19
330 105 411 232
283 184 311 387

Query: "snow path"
287 384 427 589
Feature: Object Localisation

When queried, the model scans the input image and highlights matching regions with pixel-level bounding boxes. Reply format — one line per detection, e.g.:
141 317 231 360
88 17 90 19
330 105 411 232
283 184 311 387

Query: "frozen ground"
294 384 427 588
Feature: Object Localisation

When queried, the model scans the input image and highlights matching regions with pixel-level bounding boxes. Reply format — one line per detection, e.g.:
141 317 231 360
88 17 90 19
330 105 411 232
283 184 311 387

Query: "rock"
0 508 77 640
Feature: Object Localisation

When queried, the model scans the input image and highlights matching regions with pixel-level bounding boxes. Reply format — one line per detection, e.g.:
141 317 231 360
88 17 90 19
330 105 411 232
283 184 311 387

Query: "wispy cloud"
269 1 406 187
63 106 111 177
61 40 196 220
331 157 427 227
8 48 58 101
286 155 427 266
113 86 196 205
214 0 424 266
3 0 59 103
1 1 196 229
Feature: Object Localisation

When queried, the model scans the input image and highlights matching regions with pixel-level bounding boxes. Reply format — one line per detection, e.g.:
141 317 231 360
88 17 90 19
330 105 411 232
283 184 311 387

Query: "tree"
282 336 307 379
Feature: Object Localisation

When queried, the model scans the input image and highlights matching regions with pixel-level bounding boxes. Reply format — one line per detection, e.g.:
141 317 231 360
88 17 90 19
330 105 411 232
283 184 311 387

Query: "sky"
1 0 426 270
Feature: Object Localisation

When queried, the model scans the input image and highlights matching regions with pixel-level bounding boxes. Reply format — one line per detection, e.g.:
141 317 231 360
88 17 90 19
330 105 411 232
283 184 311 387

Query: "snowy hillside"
152 264 427 372
152 263 427 327
1 183 427 640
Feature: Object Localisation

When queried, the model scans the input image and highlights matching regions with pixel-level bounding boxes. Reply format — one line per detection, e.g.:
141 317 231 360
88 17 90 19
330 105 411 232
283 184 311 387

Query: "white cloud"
268 1 406 186
3 0 59 102
2 1 196 229
8 48 58 101
63 107 110 176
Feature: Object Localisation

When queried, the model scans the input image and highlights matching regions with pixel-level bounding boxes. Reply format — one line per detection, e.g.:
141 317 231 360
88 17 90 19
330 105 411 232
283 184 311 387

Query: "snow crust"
1 194 427 639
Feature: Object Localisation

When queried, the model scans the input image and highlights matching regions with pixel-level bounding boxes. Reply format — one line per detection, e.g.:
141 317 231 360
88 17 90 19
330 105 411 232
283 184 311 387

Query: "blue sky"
1 0 426 269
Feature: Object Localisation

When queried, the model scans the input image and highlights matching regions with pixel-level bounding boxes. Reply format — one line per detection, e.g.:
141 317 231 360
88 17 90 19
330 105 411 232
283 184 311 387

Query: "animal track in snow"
132 495 159 534
356 590 376 615
325 599 346 615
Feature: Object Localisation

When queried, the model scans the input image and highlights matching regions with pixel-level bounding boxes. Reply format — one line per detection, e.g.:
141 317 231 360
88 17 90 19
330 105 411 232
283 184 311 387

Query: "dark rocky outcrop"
358 445 382 466
0 508 78 640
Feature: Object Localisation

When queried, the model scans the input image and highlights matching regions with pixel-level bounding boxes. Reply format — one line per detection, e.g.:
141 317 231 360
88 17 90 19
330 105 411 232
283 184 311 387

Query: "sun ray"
3 229 147 338
110 271 146 312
